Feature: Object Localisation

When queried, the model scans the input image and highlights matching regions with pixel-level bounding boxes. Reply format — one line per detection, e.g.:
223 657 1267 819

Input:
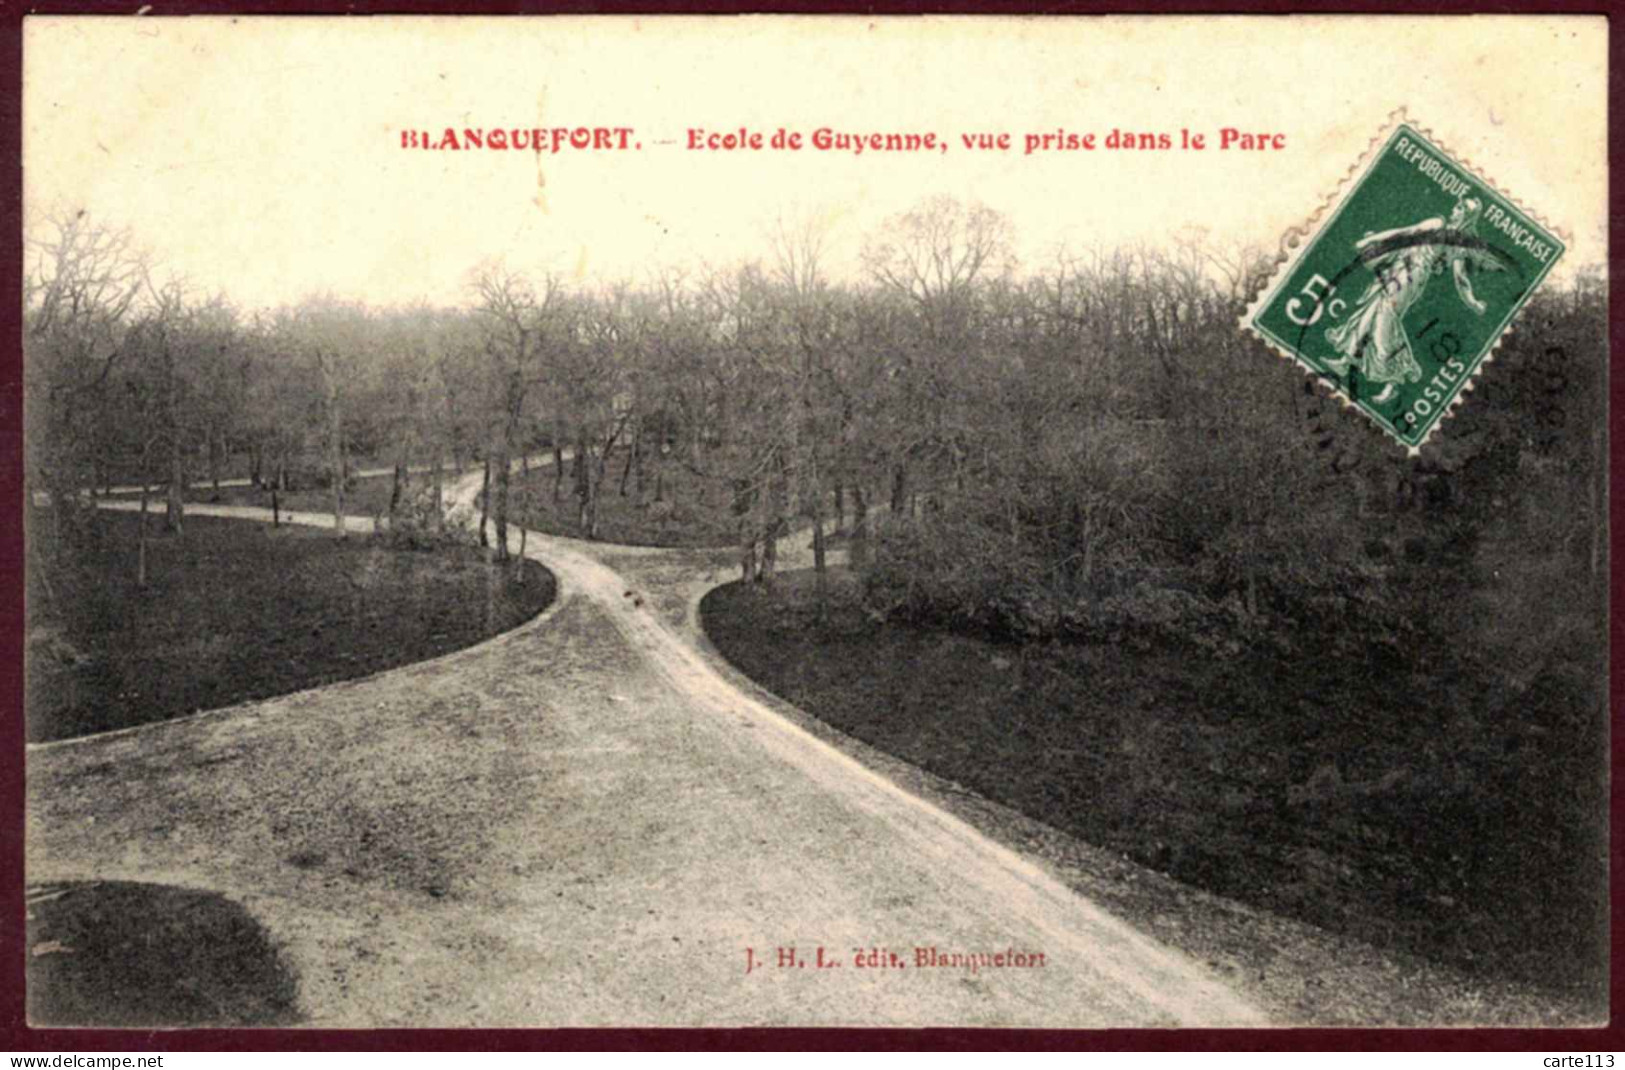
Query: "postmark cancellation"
1243 111 1566 453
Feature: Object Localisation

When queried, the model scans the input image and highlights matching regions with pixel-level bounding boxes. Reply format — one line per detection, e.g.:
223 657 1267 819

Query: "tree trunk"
478 458 490 548
850 485 870 569
589 445 612 541
739 527 758 583
209 432 223 493
27 517 58 609
137 487 150 587
494 444 511 562
553 444 565 502
619 432 637 497
389 463 406 521
634 434 646 501
50 475 62 551
273 454 284 526
890 462 908 517
329 394 345 537
811 510 827 618
432 448 445 532
575 434 593 538
166 434 185 536
812 509 827 575
833 482 845 533
761 517 780 586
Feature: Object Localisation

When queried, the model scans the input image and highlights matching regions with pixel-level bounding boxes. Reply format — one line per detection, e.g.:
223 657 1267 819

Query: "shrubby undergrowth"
858 283 1604 678
373 486 479 552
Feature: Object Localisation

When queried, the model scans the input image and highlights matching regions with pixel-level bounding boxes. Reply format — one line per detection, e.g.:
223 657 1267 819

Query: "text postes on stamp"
1244 117 1565 451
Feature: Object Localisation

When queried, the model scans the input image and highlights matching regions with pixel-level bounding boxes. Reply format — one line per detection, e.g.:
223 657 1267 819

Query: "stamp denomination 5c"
1244 114 1565 451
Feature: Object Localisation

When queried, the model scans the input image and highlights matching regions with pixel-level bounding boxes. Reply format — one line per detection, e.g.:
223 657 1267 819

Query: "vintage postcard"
19 15 1608 1033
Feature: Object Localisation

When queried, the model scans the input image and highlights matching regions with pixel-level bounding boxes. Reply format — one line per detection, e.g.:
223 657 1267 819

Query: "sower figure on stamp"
1324 196 1501 404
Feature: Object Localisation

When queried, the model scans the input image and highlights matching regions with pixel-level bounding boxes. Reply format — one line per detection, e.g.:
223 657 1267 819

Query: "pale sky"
23 15 1608 312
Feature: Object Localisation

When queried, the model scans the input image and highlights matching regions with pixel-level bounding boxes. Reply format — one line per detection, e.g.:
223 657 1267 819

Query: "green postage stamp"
1244 114 1565 451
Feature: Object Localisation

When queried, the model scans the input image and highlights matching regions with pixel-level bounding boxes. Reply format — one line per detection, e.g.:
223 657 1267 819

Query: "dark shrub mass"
27 881 302 1027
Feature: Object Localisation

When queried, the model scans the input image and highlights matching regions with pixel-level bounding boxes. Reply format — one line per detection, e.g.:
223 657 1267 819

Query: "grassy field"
26 512 556 743
701 565 1606 1002
26 881 302 1027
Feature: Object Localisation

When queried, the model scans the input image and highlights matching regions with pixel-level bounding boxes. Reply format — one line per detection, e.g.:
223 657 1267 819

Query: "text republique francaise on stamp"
1245 116 1564 451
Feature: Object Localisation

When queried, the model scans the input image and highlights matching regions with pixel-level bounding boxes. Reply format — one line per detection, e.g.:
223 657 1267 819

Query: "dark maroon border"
0 0 1617 1053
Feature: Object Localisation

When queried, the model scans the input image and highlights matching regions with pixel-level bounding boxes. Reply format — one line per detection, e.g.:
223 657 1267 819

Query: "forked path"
27 466 1263 1027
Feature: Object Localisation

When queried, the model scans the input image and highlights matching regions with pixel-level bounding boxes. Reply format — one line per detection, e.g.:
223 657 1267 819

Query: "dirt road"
27 467 1263 1027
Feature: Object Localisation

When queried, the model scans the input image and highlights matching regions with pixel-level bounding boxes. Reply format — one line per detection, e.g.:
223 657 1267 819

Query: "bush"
374 486 475 552
863 511 1249 651
1060 579 1246 654
859 415 1165 642
862 513 1047 640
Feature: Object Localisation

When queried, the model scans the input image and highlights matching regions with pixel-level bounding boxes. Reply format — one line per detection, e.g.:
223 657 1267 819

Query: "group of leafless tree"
25 195 1606 644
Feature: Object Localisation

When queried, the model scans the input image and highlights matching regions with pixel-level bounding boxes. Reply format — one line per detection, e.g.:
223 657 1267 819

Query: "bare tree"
287 297 371 535
861 195 1014 343
23 209 146 556
471 264 561 558
862 196 1016 524
567 287 639 541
